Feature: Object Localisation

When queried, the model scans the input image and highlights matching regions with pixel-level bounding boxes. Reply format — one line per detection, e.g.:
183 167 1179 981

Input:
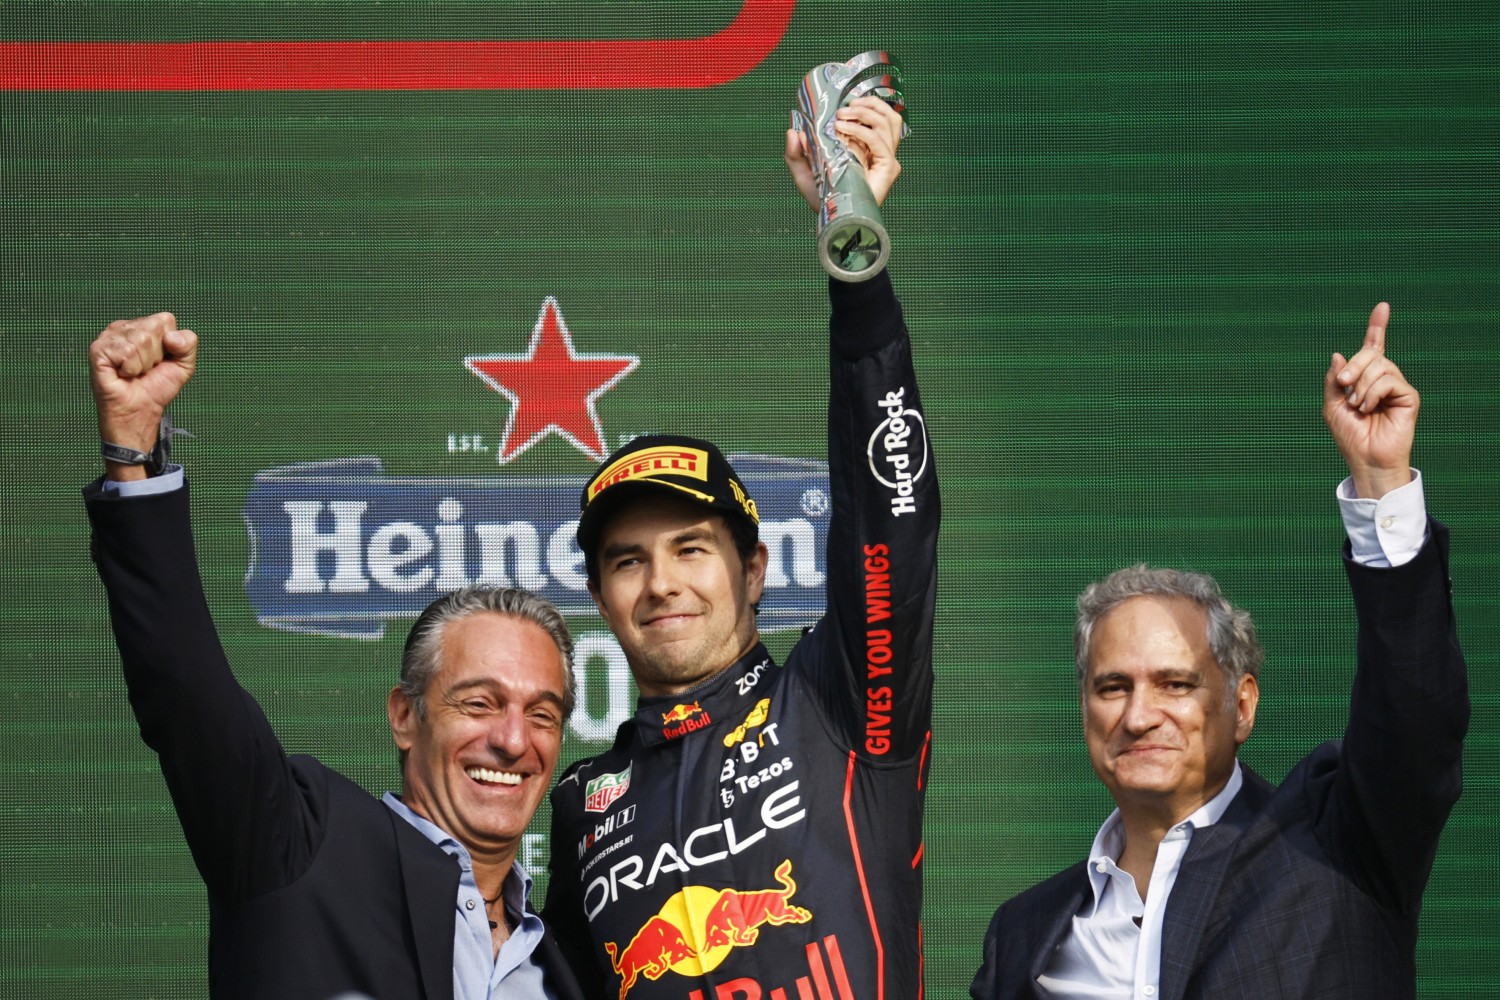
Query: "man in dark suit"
85 315 585 999
972 304 1468 999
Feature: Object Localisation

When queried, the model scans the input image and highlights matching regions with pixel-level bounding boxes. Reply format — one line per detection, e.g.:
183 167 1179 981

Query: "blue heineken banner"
244 454 830 637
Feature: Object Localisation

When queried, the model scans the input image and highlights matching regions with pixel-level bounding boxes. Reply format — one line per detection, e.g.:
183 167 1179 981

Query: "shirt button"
1380 516 1394 529
1096 862 1108 873
1143 987 1156 997
465 899 476 911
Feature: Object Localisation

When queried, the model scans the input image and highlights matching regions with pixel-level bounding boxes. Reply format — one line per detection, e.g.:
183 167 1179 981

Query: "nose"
643 555 683 600
1121 687 1165 735
487 706 528 759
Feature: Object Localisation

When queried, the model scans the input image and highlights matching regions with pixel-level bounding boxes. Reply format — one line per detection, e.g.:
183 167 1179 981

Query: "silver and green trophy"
792 51 907 281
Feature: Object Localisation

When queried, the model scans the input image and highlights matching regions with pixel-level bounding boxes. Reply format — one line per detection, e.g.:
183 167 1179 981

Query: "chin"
1112 765 1181 794
641 654 708 685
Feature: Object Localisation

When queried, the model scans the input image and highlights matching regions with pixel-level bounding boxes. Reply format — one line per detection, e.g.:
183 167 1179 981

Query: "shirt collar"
1083 760 1244 906
381 791 536 906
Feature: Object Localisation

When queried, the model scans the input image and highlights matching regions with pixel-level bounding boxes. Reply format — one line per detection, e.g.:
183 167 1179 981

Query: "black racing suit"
545 271 939 1000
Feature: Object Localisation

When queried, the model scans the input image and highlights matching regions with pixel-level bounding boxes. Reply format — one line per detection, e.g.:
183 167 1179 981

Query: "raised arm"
784 101 941 761
86 316 317 901
1321 303 1467 913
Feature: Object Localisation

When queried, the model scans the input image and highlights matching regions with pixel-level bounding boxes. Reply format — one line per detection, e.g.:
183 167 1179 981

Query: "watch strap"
100 417 173 476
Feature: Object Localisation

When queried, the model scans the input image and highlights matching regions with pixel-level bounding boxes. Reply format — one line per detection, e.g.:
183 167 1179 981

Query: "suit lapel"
536 926 586 1000
390 808 461 1000
1157 766 1274 1000
1028 864 1092 986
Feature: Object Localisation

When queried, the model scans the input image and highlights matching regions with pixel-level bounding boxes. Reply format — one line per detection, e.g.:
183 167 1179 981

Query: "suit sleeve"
1322 518 1468 913
796 270 940 762
85 479 321 903
969 901 1008 999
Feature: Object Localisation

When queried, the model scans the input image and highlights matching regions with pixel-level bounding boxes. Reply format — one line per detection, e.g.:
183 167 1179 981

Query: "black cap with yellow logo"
576 434 760 559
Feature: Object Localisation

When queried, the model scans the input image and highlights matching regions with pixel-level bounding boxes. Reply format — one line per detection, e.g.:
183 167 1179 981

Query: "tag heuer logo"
584 764 631 813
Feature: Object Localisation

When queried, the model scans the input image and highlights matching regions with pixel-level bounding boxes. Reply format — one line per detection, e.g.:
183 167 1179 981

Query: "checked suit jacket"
971 522 1468 1000
87 480 584 1000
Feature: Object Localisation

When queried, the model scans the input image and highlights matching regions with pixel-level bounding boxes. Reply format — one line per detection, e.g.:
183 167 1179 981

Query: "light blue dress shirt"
383 794 556 1000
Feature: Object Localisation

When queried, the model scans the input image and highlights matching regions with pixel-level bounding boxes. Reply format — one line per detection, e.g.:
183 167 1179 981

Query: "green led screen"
3 2 1497 996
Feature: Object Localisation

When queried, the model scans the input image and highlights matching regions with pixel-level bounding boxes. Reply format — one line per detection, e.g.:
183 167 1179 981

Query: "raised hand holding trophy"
792 51 906 281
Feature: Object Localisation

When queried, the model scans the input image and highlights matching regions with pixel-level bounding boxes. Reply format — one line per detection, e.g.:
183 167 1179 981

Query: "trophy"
792 51 906 281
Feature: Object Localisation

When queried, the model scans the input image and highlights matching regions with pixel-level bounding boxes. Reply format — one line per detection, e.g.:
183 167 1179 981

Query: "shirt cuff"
99 465 185 498
1336 469 1427 567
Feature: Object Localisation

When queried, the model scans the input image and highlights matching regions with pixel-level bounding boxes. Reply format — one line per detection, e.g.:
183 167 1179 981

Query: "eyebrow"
1090 667 1203 687
601 524 718 561
444 676 568 710
600 540 644 561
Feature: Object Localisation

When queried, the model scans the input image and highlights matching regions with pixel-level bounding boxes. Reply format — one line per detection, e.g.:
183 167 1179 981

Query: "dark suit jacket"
972 523 1467 1000
87 480 584 1000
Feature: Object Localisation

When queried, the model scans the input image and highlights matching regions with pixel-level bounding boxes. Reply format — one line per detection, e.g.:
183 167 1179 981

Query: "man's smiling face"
589 493 766 698
388 612 568 860
1083 594 1257 825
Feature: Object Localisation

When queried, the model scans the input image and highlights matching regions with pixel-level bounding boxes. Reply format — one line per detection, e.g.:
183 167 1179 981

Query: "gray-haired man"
973 304 1468 998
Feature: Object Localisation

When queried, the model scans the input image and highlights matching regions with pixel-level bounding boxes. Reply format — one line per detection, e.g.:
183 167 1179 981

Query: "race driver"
543 97 939 1000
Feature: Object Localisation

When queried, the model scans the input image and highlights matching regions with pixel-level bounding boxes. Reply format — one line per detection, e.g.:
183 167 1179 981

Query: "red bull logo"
661 701 705 725
603 860 814 1000
661 702 713 740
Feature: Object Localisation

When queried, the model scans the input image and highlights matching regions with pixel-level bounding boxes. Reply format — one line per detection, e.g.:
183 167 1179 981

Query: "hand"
785 96 905 212
89 312 198 481
1323 303 1419 499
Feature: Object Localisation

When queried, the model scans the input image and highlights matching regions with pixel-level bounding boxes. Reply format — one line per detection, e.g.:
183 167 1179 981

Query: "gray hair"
399 586 577 721
1075 565 1262 706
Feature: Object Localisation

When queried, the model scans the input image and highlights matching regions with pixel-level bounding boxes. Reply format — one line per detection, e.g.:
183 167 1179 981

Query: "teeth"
467 767 522 786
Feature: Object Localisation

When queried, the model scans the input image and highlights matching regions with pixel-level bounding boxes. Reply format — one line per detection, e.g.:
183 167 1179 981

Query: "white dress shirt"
1038 767 1244 999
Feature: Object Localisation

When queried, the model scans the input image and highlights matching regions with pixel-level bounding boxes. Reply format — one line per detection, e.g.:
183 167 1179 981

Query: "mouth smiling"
466 766 523 787
642 609 700 629
1119 744 1178 757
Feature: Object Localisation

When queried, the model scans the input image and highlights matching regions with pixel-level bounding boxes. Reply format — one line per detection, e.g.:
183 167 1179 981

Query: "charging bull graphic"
662 702 705 725
701 860 811 949
603 860 813 1000
605 916 699 999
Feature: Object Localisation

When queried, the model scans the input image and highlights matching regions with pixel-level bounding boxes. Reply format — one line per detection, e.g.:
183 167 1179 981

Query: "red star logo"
465 298 639 463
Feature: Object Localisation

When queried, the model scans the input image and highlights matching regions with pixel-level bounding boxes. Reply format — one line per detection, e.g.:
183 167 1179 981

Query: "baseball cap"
576 434 760 559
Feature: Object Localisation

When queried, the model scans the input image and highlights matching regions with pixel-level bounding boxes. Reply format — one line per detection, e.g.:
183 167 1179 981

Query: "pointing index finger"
1363 302 1391 354
1337 302 1392 385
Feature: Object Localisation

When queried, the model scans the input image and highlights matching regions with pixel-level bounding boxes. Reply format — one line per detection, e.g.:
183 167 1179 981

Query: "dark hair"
399 586 576 721
1075 565 1262 708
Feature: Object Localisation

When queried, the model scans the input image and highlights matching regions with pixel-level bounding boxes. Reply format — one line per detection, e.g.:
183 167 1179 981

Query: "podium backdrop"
4 2 1496 995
